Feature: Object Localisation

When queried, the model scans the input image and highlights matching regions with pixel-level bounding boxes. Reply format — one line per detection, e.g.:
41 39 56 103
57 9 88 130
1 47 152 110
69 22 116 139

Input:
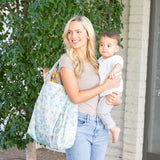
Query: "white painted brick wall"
105 0 151 160
122 0 151 160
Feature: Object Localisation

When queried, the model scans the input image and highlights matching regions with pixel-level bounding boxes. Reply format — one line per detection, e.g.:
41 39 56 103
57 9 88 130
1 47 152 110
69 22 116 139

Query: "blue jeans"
66 112 109 160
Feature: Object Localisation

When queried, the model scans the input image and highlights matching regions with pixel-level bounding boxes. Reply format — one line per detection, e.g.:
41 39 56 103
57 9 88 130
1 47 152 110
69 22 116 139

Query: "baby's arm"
107 63 122 79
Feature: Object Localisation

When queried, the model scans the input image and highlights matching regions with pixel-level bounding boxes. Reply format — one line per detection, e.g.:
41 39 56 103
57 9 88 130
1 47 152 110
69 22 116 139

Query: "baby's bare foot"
110 127 120 143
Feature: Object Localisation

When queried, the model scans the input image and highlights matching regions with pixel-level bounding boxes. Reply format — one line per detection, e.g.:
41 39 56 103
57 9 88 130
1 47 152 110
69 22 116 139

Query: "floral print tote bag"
27 59 78 150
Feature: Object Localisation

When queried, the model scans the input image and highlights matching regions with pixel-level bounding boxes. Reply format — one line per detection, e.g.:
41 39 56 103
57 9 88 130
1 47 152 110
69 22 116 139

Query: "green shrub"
0 0 124 149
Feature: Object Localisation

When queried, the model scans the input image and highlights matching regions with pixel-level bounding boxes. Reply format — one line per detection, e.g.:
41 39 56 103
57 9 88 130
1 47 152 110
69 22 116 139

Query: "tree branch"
24 0 29 18
16 0 20 13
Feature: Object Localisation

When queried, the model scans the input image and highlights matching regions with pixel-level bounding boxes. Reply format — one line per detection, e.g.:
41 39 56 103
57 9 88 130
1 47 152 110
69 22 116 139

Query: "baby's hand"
107 71 116 79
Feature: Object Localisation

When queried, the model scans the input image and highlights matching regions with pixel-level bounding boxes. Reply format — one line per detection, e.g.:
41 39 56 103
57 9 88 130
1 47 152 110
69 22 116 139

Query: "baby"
97 30 123 143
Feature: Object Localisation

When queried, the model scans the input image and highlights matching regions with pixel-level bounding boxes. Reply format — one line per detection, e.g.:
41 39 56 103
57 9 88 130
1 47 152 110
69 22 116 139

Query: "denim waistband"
78 112 101 122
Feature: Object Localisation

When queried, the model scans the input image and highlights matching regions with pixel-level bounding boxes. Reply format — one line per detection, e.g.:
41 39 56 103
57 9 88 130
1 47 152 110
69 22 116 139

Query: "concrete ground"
0 147 66 160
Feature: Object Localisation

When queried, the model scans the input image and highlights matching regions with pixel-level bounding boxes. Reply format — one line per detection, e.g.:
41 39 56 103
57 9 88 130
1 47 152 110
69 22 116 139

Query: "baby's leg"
97 96 120 143
97 96 115 129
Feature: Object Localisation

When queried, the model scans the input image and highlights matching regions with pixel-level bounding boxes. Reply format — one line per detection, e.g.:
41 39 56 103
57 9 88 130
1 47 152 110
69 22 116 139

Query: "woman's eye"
68 31 71 34
77 31 81 33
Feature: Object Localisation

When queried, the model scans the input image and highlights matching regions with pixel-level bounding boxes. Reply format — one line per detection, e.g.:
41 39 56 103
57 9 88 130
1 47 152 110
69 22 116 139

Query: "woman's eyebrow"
68 28 81 31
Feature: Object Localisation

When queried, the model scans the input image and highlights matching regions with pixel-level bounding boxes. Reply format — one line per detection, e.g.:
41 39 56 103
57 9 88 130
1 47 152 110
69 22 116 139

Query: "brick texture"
105 0 151 160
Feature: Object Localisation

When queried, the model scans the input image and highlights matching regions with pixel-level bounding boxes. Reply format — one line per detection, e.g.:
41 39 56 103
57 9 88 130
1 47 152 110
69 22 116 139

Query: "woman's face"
67 21 89 51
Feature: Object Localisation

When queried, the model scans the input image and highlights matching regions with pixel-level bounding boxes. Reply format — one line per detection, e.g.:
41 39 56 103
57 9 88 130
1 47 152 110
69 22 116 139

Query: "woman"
59 15 121 160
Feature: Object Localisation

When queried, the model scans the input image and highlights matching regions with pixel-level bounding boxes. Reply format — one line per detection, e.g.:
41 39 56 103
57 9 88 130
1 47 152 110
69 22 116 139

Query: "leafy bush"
0 0 124 149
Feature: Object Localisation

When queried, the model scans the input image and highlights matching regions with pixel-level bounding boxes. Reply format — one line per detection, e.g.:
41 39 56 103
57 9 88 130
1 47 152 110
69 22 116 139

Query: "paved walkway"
0 147 66 160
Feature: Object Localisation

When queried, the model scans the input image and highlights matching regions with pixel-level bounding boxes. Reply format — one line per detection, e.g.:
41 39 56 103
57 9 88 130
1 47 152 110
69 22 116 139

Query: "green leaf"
0 0 124 150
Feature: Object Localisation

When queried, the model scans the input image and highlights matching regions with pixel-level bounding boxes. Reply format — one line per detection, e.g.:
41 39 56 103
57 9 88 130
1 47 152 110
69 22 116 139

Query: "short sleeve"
113 55 124 68
59 54 74 70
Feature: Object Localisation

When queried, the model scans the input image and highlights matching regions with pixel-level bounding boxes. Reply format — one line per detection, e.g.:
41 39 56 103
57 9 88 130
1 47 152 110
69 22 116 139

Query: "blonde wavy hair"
62 16 99 78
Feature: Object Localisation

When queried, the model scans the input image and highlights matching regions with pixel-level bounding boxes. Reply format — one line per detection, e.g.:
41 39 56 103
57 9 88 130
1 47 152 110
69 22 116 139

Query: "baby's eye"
100 44 104 47
107 45 111 48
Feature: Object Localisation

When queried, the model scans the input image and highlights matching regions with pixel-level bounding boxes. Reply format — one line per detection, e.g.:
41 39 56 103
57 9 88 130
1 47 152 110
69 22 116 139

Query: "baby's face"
99 36 119 59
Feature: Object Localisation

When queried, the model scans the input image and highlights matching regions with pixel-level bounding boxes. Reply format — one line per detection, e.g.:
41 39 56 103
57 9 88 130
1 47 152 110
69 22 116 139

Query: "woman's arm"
106 91 122 106
60 67 121 104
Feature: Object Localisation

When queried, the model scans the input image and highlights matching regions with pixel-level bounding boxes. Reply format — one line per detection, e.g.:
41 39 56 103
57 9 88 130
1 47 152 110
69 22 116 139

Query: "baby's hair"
101 30 120 45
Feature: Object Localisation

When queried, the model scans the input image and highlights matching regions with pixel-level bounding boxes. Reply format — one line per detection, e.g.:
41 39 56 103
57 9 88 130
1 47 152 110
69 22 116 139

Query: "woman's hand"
106 91 122 106
103 74 121 91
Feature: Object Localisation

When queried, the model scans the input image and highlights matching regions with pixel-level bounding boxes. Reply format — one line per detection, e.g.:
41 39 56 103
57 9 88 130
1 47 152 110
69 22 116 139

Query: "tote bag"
27 59 78 150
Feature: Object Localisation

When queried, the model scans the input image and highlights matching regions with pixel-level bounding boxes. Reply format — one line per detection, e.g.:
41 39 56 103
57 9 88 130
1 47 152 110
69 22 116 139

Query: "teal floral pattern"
27 59 78 150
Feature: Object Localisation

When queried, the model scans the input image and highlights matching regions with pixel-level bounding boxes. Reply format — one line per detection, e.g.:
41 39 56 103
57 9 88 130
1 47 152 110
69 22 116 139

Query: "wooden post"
26 141 37 160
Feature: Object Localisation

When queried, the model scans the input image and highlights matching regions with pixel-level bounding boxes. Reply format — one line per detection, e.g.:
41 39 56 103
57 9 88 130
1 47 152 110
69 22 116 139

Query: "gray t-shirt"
59 54 99 115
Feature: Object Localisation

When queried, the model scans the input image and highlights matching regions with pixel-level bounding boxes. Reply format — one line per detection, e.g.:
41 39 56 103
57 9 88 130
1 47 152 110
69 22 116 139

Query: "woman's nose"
72 32 77 39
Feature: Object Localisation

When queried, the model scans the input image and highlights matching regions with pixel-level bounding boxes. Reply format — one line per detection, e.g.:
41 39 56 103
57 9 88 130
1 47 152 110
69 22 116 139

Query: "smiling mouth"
72 40 79 44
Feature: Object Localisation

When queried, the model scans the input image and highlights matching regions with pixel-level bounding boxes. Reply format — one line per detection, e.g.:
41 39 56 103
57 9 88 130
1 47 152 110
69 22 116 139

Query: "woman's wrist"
100 83 108 92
